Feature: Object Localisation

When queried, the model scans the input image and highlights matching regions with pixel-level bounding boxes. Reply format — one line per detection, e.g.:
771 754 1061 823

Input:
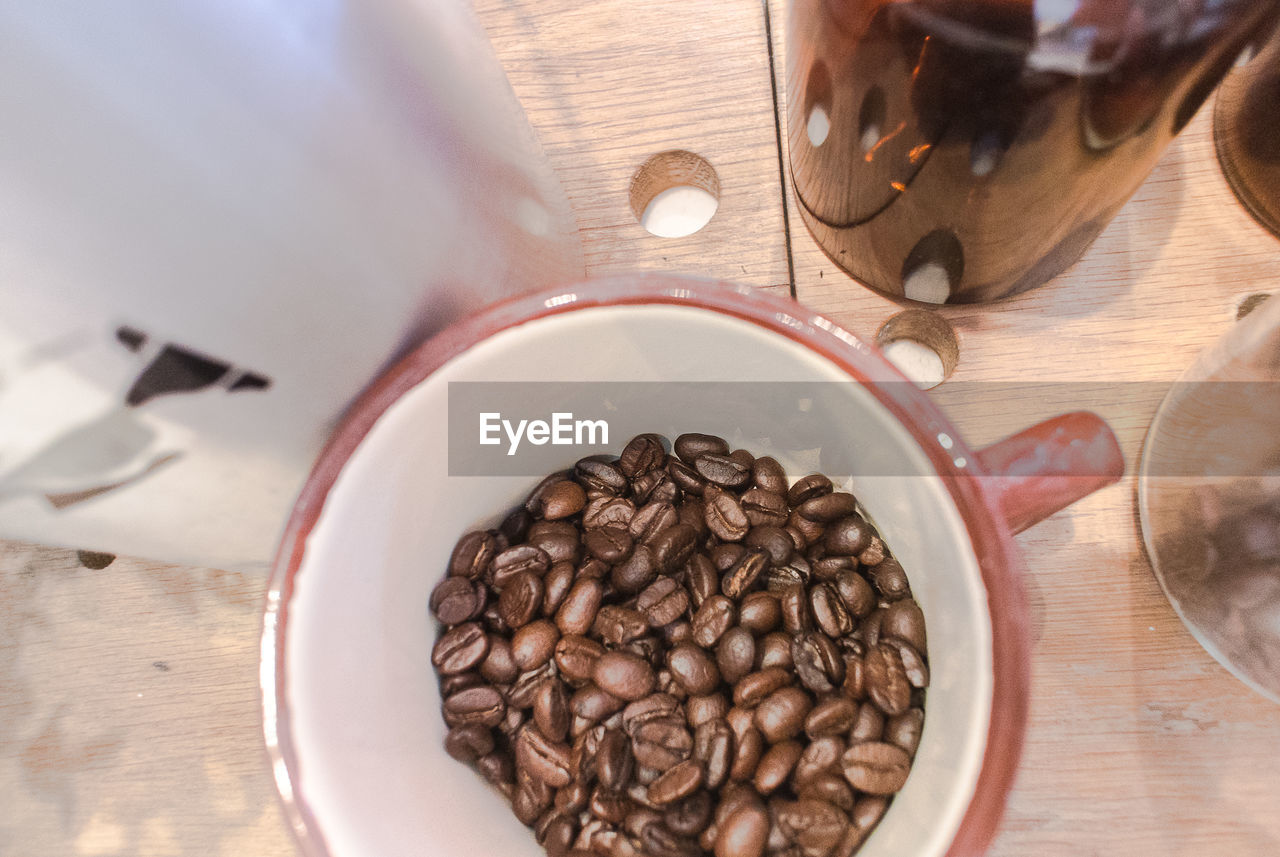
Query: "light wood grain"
4 2 1279 855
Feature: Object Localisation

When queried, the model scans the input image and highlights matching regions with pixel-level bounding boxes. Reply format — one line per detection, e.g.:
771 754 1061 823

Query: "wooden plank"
476 0 792 293
5 2 1280 855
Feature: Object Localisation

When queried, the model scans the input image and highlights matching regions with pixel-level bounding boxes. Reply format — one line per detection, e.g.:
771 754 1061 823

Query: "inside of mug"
282 303 994 857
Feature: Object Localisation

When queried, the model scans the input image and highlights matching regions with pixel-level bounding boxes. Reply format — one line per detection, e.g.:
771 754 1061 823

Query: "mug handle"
975 411 1125 535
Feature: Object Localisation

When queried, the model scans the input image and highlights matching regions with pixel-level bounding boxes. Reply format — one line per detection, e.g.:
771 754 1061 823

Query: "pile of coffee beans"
430 433 929 857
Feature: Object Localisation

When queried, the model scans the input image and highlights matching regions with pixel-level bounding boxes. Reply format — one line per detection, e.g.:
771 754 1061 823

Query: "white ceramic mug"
263 275 1123 857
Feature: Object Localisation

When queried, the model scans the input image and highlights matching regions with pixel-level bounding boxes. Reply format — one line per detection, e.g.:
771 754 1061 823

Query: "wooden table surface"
3 2 1279 855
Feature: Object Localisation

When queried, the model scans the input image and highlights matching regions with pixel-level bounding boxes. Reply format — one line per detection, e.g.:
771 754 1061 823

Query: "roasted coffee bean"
744 525 794 565
857 535 886 567
677 496 707 535
542 480 588 521
694 453 751 489
612 545 657 595
444 724 494 762
691 595 737 648
732 667 792 707
639 820 701 857
775 798 849 856
622 694 681 735
753 740 803 795
512 620 560 671
477 750 516 789
575 456 629 495
597 727 635 791
858 609 883 648
805 696 858 738
554 634 604 685
431 576 487 624
880 598 927 653
508 662 555 708
542 561 576 616
593 652 657 701
492 544 551 587
583 524 633 564
535 679 572 743
666 458 707 496
755 633 795 671
791 632 845 694
557 579 604 636
686 554 720 609
632 718 695 769
514 773 555 825
754 687 812 743
787 510 826 548
793 735 845 786
728 726 765 783
711 543 747 573
797 492 858 523
715 627 757 685
811 556 854 582
715 801 769 857
881 636 929 689
764 564 807 593
594 606 649 647
786 474 833 507
704 488 750 542
749 456 788 494
869 558 910 601
799 774 856 814
638 577 691 627
432 622 490 675
480 636 520 684
864 642 911 716
588 787 631 824
741 490 788 531
694 719 734 790
444 684 505 729
449 530 497 579
631 465 676 503
823 515 872 557
500 506 533 545
840 653 866 701
851 795 889 832
722 549 769 600
686 693 729 728
517 725 574 787
849 701 886 743
841 741 911 795
498 571 545 628
582 495 635 530
572 684 627 722
667 643 721 696
663 790 713 837
651 524 698 575
526 471 573 512
810 582 854 638
631 501 680 545
540 812 578 857
528 523 582 566
674 433 730 464
620 433 667 478
884 708 924 758
780 584 812 635
648 759 705 805
834 570 876 619
439 671 486 698
737 592 781 634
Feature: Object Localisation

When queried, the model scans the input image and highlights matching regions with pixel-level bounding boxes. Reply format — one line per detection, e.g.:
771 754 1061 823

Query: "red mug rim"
261 273 1030 857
